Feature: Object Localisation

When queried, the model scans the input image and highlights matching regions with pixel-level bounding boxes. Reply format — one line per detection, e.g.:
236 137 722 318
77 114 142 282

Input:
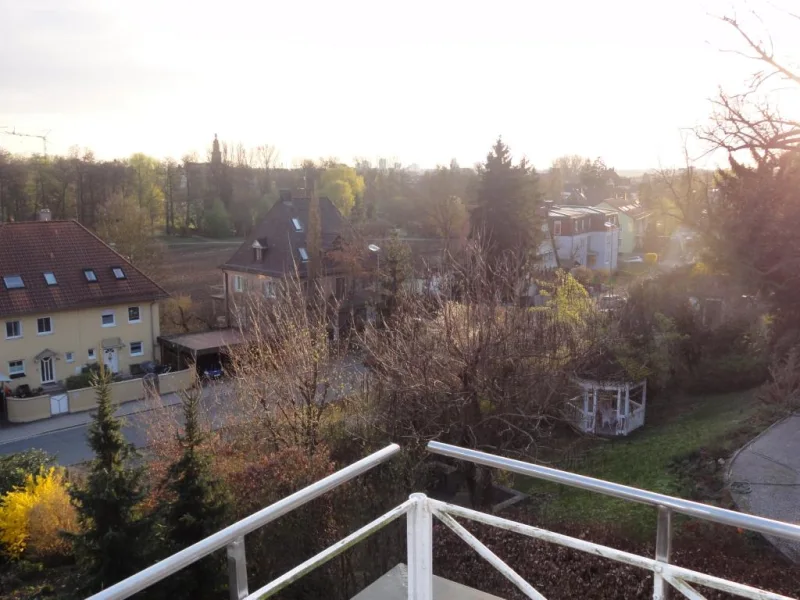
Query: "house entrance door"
104 347 119 374
40 357 55 384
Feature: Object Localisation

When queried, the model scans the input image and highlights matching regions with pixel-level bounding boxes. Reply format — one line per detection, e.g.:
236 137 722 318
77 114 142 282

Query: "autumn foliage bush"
0 467 77 561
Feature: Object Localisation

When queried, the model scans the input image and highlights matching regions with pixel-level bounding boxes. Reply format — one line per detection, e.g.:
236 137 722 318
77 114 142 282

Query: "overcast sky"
1 0 797 170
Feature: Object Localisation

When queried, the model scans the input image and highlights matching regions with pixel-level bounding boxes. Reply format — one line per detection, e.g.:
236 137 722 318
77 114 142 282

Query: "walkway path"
728 414 800 562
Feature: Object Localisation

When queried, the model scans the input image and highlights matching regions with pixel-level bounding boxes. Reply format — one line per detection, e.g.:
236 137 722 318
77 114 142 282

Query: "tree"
380 231 412 319
128 153 165 227
96 194 164 276
319 165 365 216
471 137 543 264
204 198 232 238
426 194 468 249
69 366 155 592
161 383 229 599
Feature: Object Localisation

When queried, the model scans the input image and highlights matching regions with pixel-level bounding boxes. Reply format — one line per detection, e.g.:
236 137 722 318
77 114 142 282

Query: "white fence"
87 442 800 600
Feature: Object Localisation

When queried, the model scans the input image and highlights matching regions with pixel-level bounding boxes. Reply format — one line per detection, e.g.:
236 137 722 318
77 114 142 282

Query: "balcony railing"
86 442 800 600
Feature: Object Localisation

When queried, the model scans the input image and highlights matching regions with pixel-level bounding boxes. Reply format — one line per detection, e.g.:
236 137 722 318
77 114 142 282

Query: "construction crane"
0 126 51 157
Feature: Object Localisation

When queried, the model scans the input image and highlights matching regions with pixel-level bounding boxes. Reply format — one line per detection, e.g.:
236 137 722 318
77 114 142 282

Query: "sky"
0 0 798 170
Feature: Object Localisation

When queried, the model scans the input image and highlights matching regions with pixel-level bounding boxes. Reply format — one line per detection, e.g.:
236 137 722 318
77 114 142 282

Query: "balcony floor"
351 563 504 600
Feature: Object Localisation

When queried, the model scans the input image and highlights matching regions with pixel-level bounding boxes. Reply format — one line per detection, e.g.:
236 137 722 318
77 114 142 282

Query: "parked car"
597 294 626 313
622 256 644 263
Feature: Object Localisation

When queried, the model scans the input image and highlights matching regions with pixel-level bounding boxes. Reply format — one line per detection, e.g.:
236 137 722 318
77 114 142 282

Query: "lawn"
525 388 766 538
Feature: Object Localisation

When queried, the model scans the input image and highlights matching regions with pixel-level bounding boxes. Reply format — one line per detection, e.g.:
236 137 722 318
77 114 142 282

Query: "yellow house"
1 219 168 404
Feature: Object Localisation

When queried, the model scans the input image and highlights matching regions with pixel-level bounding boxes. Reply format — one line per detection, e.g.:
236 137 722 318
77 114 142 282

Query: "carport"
158 328 247 372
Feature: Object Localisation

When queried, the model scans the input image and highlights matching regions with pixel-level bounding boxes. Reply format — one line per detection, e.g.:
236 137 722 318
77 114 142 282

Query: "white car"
622 256 644 263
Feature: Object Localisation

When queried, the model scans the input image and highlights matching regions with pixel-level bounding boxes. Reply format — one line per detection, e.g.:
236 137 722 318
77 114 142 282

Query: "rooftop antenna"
0 127 51 157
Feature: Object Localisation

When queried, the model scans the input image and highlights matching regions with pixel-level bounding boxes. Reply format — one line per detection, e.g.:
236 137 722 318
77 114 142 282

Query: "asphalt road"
0 421 151 466
0 357 368 466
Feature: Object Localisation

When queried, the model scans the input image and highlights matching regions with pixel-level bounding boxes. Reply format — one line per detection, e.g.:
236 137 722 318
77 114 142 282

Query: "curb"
0 396 184 447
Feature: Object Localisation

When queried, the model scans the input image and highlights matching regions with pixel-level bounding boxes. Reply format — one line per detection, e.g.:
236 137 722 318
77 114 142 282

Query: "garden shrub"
0 450 55 498
0 467 76 560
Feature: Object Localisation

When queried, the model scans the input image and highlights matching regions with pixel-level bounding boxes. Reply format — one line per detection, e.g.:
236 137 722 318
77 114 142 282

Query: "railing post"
653 505 672 600
227 536 249 600
407 493 433 600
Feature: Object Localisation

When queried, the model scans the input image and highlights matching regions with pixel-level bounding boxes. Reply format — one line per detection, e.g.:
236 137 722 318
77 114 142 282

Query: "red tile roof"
0 220 168 318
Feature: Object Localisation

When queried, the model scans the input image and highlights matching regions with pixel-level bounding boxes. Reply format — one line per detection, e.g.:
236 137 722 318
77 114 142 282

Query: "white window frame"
129 341 144 357
5 320 21 340
128 306 141 323
88 348 96 361
292 218 303 232
263 280 277 299
101 311 116 328
233 275 244 293
8 360 25 377
298 247 309 262
37 316 53 335
43 272 57 286
553 221 562 236
65 352 75 363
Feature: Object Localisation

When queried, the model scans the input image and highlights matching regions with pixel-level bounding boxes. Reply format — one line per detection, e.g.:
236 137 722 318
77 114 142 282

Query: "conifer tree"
471 137 543 263
162 382 229 599
69 365 154 592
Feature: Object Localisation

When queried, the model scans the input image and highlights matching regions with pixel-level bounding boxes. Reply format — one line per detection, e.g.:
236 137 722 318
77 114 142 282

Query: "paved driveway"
728 414 800 562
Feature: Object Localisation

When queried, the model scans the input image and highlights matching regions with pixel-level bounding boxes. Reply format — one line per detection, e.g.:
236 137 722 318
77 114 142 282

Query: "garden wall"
7 395 51 423
158 369 194 395
68 378 145 413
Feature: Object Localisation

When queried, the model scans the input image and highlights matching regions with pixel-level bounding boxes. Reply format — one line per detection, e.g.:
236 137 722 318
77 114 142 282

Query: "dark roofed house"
0 218 168 413
216 190 369 333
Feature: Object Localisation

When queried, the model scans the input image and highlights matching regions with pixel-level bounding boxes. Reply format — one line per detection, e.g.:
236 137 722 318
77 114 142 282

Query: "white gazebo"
564 377 647 436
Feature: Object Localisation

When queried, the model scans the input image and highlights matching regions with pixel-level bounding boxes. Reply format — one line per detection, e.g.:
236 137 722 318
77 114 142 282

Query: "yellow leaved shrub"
0 467 77 560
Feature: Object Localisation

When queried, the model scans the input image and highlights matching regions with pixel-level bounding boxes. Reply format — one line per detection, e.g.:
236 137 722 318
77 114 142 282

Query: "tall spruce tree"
161 383 229 599
69 365 154 592
471 137 543 263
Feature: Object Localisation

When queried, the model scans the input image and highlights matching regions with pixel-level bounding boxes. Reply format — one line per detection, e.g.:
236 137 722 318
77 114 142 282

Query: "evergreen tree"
69 365 154 593
381 231 412 319
471 137 543 263
161 383 229 599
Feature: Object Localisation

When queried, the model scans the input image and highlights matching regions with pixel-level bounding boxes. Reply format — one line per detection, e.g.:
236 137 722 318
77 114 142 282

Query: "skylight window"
44 272 57 286
292 218 303 232
84 269 98 282
3 275 24 289
112 267 126 280
298 247 309 262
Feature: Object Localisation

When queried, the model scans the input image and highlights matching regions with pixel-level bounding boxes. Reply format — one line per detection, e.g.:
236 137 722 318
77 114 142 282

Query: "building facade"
595 198 651 254
1 219 168 394
548 206 620 270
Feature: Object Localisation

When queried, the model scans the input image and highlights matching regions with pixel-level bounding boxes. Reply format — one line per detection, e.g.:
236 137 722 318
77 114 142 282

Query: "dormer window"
298 247 309 262
3 275 24 289
251 240 264 262
43 272 57 286
84 269 98 282
292 218 303 232
112 267 126 280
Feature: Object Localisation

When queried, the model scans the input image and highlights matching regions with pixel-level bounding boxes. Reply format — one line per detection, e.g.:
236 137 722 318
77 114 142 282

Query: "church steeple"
211 133 221 165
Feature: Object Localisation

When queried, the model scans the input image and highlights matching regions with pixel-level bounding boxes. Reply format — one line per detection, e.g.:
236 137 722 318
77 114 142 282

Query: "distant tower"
211 133 221 165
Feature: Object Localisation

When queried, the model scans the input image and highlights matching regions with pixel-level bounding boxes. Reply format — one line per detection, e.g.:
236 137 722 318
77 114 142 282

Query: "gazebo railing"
563 396 592 433
86 442 800 600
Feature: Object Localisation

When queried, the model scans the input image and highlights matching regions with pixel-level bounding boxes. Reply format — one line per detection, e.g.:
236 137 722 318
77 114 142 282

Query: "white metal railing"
86 441 800 600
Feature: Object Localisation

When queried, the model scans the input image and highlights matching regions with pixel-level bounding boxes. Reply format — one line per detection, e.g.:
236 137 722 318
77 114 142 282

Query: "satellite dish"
368 244 381 252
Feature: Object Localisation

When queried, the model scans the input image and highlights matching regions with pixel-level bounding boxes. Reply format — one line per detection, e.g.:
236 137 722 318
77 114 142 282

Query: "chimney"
279 189 292 205
37 209 52 222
